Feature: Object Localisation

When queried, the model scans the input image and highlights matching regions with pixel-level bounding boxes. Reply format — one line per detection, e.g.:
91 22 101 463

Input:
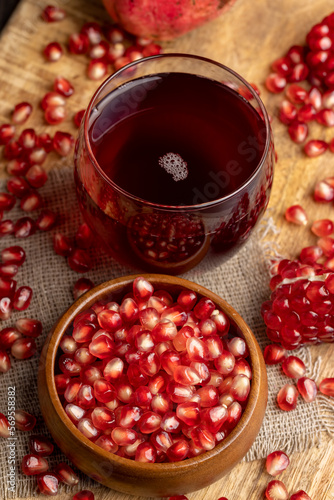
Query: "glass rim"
83 53 272 211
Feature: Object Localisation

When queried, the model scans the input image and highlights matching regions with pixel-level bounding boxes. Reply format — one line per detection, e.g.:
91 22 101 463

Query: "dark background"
0 0 21 32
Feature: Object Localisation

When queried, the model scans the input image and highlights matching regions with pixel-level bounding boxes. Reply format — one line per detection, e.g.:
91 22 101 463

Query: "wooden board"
0 0 334 498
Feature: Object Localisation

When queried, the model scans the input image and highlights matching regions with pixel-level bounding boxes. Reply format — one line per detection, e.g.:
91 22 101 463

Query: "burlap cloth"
0 166 333 499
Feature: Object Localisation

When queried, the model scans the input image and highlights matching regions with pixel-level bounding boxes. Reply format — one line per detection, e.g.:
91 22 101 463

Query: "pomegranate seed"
318 236 334 256
53 131 74 156
1 246 25 266
81 22 102 44
307 87 322 109
230 374 251 401
15 409 36 431
214 350 235 375
41 91 66 110
73 278 94 300
0 350 11 373
20 190 42 212
68 249 92 273
28 147 47 165
290 491 312 500
11 337 36 359
285 205 308 226
194 298 215 320
54 462 79 485
265 480 288 500
107 42 126 62
4 140 22 159
133 276 154 302
112 426 137 446
0 124 15 145
18 128 36 150
304 140 328 157
266 450 290 476
43 42 63 62
13 286 33 310
16 318 42 337
105 25 125 43
288 63 309 82
319 378 334 396
36 132 53 152
69 33 89 55
288 121 308 143
311 219 334 236
77 417 100 440
166 439 189 462
286 84 308 103
278 100 297 124
12 102 32 124
74 109 85 128
54 76 74 97
0 413 10 438
37 472 59 495
298 104 316 122
89 41 109 59
7 176 30 198
316 108 334 127
21 454 48 475
87 59 108 80
0 276 16 299
75 222 93 249
299 245 323 264
277 384 298 411
142 43 162 57
42 5 66 22
330 138 334 153
314 180 334 202
73 492 95 500
0 297 13 320
0 263 19 278
271 57 292 76
264 345 287 365
53 233 73 256
0 193 16 211
296 377 317 402
45 105 66 125
29 435 54 456
7 158 29 176
54 374 70 394
65 403 86 424
36 210 57 231
26 164 48 188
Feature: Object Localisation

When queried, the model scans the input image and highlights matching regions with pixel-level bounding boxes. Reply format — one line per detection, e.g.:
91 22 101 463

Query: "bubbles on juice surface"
158 152 188 182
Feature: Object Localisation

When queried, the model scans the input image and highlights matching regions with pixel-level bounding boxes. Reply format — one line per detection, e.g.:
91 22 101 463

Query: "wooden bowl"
38 274 267 498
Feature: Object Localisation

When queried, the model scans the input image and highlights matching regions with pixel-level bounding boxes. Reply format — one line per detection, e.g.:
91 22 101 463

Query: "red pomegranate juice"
75 72 273 273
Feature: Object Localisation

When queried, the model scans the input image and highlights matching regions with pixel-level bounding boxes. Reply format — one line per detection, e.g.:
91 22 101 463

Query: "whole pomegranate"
102 0 237 40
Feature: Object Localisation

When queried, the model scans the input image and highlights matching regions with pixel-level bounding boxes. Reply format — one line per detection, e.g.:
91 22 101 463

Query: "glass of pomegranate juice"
74 54 275 274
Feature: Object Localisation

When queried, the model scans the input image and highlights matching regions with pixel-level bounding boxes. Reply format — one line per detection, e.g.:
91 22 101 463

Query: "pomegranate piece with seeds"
319 378 334 397
265 480 289 500
73 491 95 500
15 410 36 431
21 454 48 475
285 205 308 225
266 450 290 476
12 102 32 124
43 42 63 62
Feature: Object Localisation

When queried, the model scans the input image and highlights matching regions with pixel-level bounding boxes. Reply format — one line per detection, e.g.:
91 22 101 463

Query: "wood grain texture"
0 0 334 498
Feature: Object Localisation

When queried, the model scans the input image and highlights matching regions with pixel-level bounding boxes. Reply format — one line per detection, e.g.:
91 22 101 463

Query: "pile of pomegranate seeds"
266 12 334 157
41 7 162 81
55 277 252 463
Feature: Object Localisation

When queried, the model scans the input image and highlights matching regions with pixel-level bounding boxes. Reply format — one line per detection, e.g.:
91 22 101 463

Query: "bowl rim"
43 273 266 472
82 52 272 211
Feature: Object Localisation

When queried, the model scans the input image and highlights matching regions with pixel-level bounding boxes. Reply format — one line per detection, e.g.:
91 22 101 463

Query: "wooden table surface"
1 0 334 498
